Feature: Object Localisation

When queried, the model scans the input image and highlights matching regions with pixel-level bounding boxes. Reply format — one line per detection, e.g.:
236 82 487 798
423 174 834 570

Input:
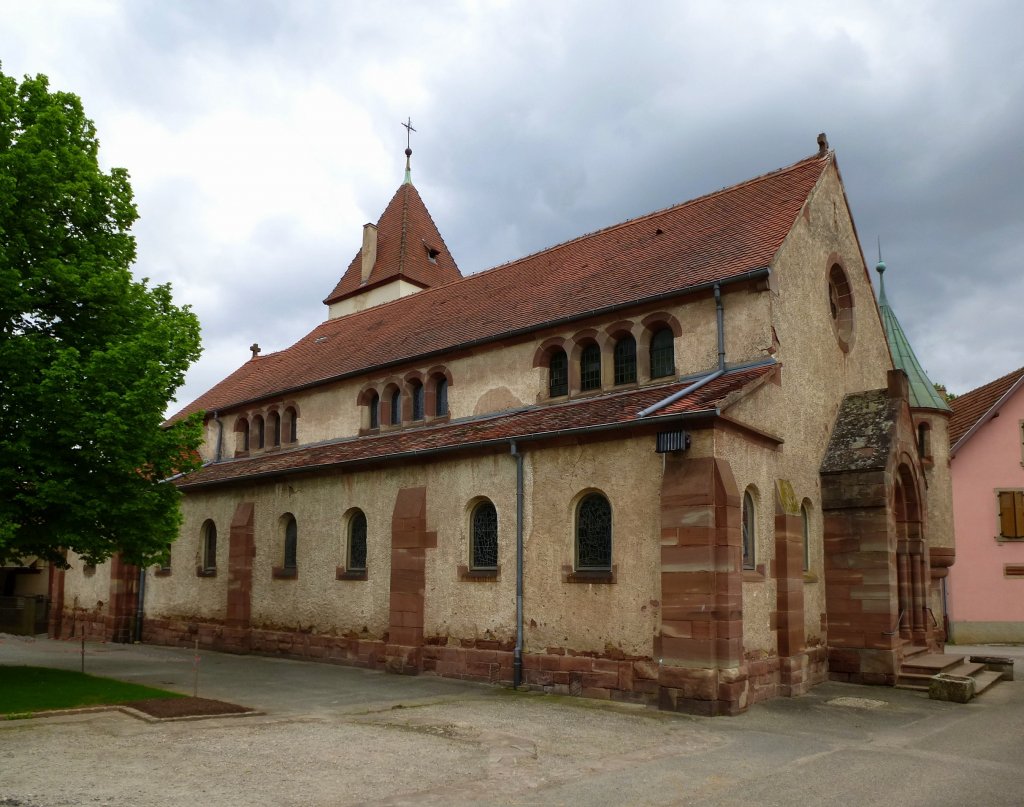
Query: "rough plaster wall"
921 413 954 550
522 439 662 657
423 453 518 643
144 491 237 622
63 552 111 614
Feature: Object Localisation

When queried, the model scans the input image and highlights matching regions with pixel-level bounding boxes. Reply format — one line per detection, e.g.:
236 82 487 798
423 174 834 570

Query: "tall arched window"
613 334 637 385
650 328 675 378
284 406 298 443
235 417 250 456
576 493 612 570
580 344 601 391
283 515 298 570
348 510 367 572
369 392 380 429
549 349 568 397
410 380 425 421
435 377 449 417
253 415 265 450
268 410 281 447
390 389 401 425
742 489 756 570
801 502 811 572
201 520 217 572
471 500 498 570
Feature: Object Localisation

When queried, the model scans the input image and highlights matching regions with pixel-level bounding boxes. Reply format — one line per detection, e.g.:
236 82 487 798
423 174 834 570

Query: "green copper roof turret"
876 259 950 412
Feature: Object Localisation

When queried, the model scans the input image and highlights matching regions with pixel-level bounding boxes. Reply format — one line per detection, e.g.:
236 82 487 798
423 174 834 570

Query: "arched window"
390 389 401 425
410 380 425 421
369 392 380 429
283 515 298 570
549 349 568 397
827 263 854 352
576 493 612 570
580 343 601 391
917 422 931 459
201 520 217 572
801 502 811 572
613 334 637 385
253 415 265 450
471 500 498 570
435 377 449 417
284 406 298 443
650 328 675 378
742 489 756 570
348 510 367 571
235 417 250 456
268 410 281 447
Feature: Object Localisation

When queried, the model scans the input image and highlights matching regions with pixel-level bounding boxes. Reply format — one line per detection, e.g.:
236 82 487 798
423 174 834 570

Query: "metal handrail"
883 609 906 636
925 607 939 628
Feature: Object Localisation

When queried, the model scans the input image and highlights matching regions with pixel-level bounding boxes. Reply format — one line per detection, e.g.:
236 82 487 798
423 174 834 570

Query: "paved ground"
1 636 1023 806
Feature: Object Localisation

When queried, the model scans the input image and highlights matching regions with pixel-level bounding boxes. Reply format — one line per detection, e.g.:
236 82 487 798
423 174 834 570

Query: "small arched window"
549 349 568 397
369 392 380 429
435 377 449 417
613 334 637 385
410 380 425 421
580 344 601 391
649 328 675 378
348 510 367 572
235 417 250 456
268 411 281 447
283 515 298 570
576 492 612 570
284 406 298 443
201 520 217 572
390 389 401 425
742 489 756 570
471 500 498 570
253 415 265 450
917 422 931 459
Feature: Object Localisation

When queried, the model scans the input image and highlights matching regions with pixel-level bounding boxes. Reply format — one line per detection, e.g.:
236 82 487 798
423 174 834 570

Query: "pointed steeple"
875 256 950 411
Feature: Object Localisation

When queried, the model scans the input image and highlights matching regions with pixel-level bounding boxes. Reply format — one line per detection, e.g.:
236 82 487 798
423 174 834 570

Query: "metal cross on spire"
402 117 416 184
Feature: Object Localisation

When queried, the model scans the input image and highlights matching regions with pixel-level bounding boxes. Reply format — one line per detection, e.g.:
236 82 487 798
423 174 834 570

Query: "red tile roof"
949 366 1024 448
171 153 829 422
178 364 774 489
324 182 462 305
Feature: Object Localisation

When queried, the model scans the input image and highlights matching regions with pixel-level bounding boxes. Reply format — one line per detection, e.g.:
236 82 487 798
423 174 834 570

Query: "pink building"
949 367 1024 643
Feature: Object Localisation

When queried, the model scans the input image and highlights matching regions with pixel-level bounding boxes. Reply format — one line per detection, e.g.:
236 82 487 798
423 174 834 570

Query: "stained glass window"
614 335 637 385
549 349 568 397
348 511 367 571
284 515 298 570
576 493 612 569
472 501 498 569
202 520 217 571
580 344 601 391
650 328 675 378
742 491 755 570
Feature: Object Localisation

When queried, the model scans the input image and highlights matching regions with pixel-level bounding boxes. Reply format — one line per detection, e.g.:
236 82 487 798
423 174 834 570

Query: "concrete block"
929 673 975 703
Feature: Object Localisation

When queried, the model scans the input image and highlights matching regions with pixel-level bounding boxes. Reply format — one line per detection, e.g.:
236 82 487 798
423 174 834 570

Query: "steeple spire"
875 253 949 411
401 117 416 185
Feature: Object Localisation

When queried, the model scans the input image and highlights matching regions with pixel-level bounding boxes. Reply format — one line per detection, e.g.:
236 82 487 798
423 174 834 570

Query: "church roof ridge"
169 150 831 422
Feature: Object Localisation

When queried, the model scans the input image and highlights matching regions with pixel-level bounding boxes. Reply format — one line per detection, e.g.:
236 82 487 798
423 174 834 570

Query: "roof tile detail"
172 154 829 421
178 365 772 489
949 366 1024 447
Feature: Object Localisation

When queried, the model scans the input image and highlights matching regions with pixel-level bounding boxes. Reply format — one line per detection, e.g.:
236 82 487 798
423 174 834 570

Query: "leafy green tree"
0 67 203 567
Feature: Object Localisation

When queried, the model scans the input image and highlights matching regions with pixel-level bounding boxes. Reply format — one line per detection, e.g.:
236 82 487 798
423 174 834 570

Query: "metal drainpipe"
510 439 525 688
714 282 726 372
213 410 224 462
135 567 146 643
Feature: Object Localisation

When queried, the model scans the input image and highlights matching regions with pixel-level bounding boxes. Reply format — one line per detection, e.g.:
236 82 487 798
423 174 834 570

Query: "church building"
50 135 955 715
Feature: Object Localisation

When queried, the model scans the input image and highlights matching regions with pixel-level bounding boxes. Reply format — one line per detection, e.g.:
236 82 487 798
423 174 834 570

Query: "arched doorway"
894 463 930 646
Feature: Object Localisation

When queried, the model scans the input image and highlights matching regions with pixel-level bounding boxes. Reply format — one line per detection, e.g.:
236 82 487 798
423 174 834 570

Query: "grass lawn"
0 666 184 715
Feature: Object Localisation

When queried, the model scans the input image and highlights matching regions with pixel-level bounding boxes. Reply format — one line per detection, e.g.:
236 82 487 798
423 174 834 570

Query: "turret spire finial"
401 117 416 185
875 237 888 302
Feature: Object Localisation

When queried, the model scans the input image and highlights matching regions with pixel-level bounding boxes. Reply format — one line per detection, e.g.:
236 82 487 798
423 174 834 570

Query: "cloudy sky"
3 0 1021 409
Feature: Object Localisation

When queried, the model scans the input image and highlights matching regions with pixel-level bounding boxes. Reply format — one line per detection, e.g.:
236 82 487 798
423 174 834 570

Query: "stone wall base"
826 646 898 686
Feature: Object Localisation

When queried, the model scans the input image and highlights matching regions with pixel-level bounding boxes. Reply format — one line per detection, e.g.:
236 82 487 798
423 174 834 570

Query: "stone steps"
896 646 1011 701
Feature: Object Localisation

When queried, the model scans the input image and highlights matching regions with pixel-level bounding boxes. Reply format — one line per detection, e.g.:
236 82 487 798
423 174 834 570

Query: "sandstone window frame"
253 414 265 450
826 258 855 353
234 416 250 457
648 327 675 379
742 487 757 571
612 333 638 386
579 342 602 392
198 519 217 577
267 409 281 449
337 508 369 581
273 513 299 579
917 421 932 460
389 387 401 426
283 406 299 444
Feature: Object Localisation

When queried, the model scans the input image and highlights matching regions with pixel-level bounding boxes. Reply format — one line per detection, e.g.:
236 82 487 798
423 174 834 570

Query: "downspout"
637 282 728 419
213 410 224 462
510 439 525 688
135 566 146 643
